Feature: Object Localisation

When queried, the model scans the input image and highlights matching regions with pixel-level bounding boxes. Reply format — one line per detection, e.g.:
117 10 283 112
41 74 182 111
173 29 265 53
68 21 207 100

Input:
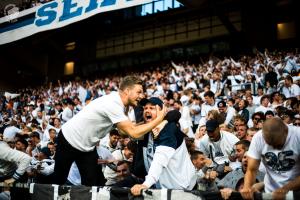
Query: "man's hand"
224 166 232 173
131 184 148 196
208 170 218 181
4 178 15 187
272 188 288 200
152 120 167 139
240 187 254 200
220 188 233 200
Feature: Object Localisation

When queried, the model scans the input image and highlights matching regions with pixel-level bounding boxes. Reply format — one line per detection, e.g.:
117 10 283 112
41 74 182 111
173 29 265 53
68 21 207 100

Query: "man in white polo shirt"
53 76 167 186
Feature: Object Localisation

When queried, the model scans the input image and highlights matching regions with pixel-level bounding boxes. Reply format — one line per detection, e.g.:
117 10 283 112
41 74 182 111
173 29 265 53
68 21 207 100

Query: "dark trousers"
53 131 105 186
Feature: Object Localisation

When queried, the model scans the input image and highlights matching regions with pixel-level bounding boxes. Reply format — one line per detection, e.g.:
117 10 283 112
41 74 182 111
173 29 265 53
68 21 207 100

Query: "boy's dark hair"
109 129 120 137
235 140 250 151
125 140 137 153
190 150 204 161
16 138 29 149
204 91 215 99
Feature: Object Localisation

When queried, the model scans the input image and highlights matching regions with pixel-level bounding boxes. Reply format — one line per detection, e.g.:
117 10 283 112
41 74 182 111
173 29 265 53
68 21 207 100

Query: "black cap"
206 119 219 132
140 97 163 109
40 147 51 158
217 100 226 108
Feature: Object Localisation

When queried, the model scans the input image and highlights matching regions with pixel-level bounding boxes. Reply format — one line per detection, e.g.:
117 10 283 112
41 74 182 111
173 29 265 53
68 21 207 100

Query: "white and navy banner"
0 0 153 45
28 184 203 200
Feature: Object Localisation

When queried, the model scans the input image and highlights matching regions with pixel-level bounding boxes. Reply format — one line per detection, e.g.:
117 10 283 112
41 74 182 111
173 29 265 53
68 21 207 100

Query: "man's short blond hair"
119 76 143 91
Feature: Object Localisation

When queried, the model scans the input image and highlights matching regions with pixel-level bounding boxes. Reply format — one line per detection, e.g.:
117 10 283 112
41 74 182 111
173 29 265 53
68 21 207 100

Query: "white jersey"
248 126 300 192
62 92 128 152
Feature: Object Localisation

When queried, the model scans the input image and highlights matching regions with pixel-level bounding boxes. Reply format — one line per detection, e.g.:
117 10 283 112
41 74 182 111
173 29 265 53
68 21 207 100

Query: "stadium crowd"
0 49 300 199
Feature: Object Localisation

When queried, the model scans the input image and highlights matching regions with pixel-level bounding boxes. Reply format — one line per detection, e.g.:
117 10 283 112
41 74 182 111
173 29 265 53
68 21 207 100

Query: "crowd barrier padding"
1 183 300 200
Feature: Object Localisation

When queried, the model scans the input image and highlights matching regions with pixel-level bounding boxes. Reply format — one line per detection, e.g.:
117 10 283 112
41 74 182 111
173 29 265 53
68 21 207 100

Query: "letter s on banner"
35 1 58 27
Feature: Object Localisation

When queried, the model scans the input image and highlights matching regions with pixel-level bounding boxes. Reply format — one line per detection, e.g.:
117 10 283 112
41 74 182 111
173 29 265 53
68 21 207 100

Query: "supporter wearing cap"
198 119 239 168
39 147 52 159
131 97 196 195
34 147 55 184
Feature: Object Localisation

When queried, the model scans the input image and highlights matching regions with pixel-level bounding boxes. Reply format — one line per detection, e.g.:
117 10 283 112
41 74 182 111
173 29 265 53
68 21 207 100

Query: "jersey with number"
248 126 300 192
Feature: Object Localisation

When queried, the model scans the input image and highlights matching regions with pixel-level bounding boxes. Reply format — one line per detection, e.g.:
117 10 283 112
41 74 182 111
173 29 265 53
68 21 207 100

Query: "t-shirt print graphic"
263 150 296 172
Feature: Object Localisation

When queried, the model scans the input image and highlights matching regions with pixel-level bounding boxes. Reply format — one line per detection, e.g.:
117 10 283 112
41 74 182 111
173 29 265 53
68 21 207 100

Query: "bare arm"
241 157 260 200
280 176 300 191
244 157 260 189
271 175 300 199
117 105 166 139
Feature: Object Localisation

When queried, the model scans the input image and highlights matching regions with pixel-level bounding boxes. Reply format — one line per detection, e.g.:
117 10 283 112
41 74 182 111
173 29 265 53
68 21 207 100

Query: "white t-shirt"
61 107 74 123
3 126 21 140
200 102 218 118
282 84 300 98
42 124 60 142
248 126 300 192
190 103 201 125
210 80 224 94
255 105 273 114
224 106 236 125
62 92 128 152
180 106 193 128
253 96 262 106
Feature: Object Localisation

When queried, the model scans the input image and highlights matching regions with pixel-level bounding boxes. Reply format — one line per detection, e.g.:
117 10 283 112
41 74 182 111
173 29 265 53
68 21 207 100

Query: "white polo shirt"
62 92 128 152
